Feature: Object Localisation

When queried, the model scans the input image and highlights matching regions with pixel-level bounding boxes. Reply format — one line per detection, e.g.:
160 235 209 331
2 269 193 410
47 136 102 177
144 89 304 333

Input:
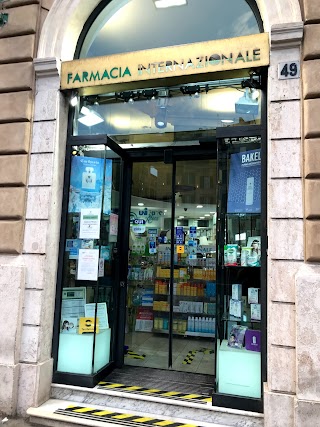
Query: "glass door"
53 138 126 387
125 161 173 369
124 154 217 377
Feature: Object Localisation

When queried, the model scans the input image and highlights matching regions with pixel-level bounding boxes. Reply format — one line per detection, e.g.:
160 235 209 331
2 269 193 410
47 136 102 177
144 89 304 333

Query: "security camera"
184 207 188 212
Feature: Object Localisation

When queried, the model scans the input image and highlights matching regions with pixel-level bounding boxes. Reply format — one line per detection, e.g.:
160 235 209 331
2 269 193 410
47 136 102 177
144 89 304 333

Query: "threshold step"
27 399 231 427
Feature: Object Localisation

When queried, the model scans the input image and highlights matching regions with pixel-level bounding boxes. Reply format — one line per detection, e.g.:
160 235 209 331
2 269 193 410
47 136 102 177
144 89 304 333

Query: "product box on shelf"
248 288 259 304
245 329 261 352
232 284 242 301
224 244 238 266
250 303 261 321
229 299 242 318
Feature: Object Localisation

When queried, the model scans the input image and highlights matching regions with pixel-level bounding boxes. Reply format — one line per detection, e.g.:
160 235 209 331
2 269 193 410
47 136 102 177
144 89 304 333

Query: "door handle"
120 281 126 288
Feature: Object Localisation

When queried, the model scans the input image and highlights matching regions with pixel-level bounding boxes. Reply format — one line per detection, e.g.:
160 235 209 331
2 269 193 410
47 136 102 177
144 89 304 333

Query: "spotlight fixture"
180 85 201 97
116 91 139 103
141 89 158 100
154 0 187 8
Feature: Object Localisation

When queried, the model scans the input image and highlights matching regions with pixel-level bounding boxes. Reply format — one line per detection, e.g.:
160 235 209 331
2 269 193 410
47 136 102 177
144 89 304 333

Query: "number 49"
278 61 300 80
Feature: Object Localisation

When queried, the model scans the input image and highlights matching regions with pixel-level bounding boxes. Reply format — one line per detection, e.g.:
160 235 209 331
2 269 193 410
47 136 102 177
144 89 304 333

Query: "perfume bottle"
82 166 96 190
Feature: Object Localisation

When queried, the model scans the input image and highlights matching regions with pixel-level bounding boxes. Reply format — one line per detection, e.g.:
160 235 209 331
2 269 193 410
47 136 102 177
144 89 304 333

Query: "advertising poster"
227 149 261 213
79 208 101 239
68 156 104 213
110 213 118 236
85 302 109 329
77 249 99 281
175 226 184 244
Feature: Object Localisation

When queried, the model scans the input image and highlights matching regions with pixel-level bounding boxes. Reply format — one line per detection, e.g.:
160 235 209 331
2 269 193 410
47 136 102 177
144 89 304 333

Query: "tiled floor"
125 332 215 375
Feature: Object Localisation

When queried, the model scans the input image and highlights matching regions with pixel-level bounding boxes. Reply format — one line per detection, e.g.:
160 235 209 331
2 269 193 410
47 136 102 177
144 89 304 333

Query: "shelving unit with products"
214 133 264 403
126 243 217 338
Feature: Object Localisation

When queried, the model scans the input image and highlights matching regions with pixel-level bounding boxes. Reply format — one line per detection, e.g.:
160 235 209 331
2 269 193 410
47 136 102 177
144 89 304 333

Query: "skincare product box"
230 299 242 318
224 244 238 266
251 303 261 321
232 284 242 301
248 288 259 304
245 329 261 352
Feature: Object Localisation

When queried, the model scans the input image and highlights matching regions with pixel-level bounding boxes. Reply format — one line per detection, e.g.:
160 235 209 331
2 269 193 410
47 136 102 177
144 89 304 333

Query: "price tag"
278 61 300 80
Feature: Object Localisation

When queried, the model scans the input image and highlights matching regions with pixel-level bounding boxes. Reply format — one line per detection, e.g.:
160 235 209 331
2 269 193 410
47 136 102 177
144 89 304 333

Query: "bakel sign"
61 33 269 91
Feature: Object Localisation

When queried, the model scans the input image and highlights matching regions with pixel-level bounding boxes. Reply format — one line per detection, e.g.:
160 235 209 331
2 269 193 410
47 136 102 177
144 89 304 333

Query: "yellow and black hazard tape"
182 350 197 365
55 405 201 427
182 348 214 365
125 350 146 360
97 382 211 404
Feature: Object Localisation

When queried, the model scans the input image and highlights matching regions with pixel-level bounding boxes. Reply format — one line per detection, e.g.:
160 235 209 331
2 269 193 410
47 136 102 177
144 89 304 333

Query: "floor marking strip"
55 406 200 427
97 382 211 404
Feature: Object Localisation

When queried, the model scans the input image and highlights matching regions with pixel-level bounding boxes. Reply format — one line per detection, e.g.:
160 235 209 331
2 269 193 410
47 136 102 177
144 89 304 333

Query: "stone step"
49 384 264 427
27 399 240 427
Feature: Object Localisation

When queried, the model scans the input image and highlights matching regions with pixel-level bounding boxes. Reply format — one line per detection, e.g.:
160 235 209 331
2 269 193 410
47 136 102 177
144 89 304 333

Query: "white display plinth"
57 328 111 375
218 339 261 398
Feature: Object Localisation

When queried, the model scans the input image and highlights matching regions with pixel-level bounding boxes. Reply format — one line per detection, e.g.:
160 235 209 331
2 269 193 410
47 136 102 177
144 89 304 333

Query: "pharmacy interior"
52 0 268 413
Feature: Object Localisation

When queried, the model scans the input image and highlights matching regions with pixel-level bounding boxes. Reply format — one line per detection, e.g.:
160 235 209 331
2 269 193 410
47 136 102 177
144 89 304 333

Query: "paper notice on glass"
77 249 99 281
110 213 118 236
98 258 104 277
79 208 101 239
85 302 109 329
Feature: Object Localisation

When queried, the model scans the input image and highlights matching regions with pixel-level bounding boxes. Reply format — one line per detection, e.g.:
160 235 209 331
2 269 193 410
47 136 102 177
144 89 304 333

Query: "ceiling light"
204 214 210 217
179 216 185 219
138 203 144 206
221 119 234 123
210 211 215 214
199 217 205 219
154 0 187 8
197 205 203 208
78 105 103 126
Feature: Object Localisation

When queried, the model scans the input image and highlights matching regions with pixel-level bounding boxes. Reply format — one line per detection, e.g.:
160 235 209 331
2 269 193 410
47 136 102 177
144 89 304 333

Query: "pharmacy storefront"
50 0 268 413
27 0 304 423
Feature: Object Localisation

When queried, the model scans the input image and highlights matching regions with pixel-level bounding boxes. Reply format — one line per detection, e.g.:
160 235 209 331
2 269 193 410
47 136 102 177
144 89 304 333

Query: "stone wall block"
296 265 320 401
7 0 40 7
269 219 303 260
268 259 302 303
23 289 42 326
0 220 24 254
0 122 31 154
304 98 320 138
269 101 301 139
305 179 320 218
269 302 296 347
269 178 303 218
304 138 320 177
303 24 320 60
0 62 34 93
20 325 39 363
0 91 32 123
302 59 320 99
26 187 51 220
0 187 26 219
0 364 19 415
0 154 28 186
0 5 38 38
16 358 53 416
264 389 294 427
23 254 45 289
295 400 320 427
0 264 25 365
0 34 35 64
302 0 320 23
28 153 54 186
41 0 54 10
34 89 59 121
305 220 320 261
23 220 48 254
269 48 301 101
270 139 301 178
268 346 296 393
31 120 55 153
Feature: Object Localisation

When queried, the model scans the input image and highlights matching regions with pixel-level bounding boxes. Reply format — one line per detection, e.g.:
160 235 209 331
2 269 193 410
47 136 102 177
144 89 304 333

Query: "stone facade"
0 1 320 426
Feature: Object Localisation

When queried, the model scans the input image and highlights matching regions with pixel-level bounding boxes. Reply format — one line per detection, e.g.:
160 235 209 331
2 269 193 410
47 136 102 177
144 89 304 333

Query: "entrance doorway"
125 155 217 375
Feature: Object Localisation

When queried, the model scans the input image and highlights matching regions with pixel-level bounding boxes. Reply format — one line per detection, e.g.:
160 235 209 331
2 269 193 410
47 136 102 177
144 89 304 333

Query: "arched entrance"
30 0 299 422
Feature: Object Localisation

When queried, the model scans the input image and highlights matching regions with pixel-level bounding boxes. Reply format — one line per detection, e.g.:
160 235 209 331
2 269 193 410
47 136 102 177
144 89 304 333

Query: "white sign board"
79 208 101 239
278 61 300 80
77 249 99 281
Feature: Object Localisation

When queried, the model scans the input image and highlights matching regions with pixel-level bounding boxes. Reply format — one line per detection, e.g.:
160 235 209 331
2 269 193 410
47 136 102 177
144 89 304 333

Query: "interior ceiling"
131 160 217 219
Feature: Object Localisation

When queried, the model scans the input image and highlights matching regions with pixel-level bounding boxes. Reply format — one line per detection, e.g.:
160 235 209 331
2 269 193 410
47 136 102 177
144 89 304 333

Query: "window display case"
214 127 265 412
